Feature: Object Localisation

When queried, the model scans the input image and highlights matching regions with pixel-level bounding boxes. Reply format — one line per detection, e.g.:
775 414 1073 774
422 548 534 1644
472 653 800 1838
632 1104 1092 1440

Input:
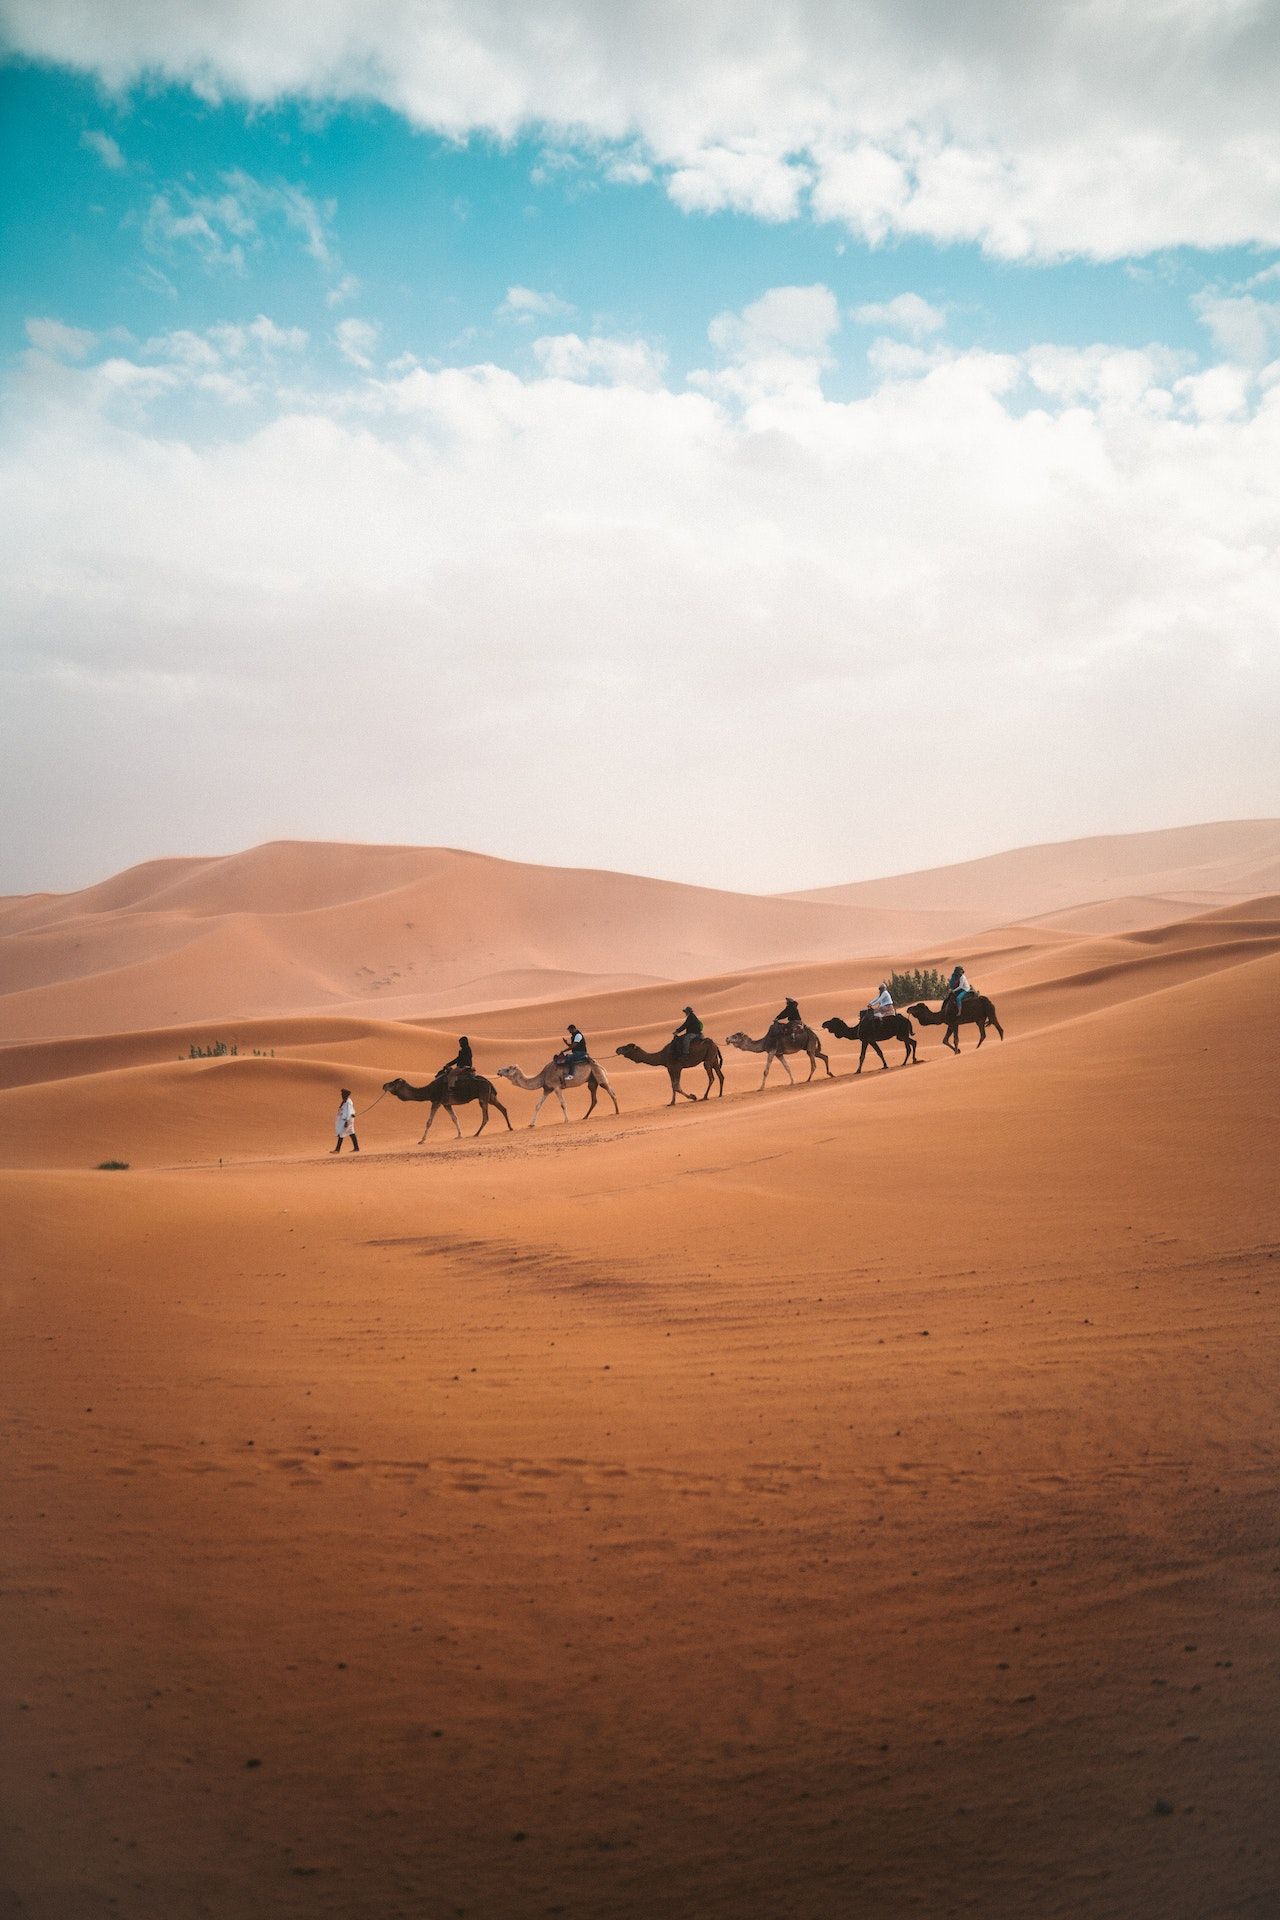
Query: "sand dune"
785 816 1280 924
4 838 1279 1917
0 834 1073 1042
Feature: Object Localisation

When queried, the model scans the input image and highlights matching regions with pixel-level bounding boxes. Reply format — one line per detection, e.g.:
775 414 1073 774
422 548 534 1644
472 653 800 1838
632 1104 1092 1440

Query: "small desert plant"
187 1040 237 1058
887 967 949 1005
97 1160 129 1171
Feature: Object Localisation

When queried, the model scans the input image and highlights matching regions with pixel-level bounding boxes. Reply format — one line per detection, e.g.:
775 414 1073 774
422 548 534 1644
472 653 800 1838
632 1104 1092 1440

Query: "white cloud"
80 128 126 170
532 332 667 389
667 144 810 222
1194 291 1280 368
865 336 948 381
499 285 572 322
1174 364 1253 422
852 292 945 340
143 170 338 278
24 317 97 360
335 317 381 368
1024 344 1186 410
6 324 1276 890
7 1 1280 256
700 284 840 400
710 285 840 361
145 186 255 273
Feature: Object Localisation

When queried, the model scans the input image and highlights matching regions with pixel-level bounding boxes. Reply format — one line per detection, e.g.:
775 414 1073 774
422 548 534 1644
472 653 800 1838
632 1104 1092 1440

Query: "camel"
906 994 1005 1054
823 1012 918 1073
383 1071 512 1141
724 1021 832 1090
496 1055 620 1127
616 1035 725 1105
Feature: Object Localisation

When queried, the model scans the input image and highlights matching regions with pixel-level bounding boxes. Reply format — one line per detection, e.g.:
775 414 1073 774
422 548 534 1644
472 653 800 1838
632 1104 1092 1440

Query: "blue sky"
1 5 1278 894
2 61 1267 407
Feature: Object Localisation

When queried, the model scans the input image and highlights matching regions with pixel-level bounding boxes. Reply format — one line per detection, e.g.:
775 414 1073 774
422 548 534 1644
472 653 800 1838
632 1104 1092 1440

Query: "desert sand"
3 824 1278 1919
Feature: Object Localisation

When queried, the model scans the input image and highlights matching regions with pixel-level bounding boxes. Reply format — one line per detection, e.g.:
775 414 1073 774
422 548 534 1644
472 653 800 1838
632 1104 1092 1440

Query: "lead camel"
905 995 1005 1054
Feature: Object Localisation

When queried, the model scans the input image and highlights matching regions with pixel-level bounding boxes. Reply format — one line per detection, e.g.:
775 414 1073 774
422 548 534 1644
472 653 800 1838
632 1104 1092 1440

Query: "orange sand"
2 828 1278 1918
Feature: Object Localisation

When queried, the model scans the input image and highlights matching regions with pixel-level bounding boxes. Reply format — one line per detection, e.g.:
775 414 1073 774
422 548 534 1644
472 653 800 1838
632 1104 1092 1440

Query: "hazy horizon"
5 810 1278 904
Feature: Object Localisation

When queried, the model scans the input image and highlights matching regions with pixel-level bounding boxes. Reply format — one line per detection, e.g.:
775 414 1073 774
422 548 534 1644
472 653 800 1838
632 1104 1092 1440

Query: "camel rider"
560 1023 589 1067
944 964 972 1016
863 982 895 1024
774 997 802 1035
441 1036 473 1084
672 1006 703 1059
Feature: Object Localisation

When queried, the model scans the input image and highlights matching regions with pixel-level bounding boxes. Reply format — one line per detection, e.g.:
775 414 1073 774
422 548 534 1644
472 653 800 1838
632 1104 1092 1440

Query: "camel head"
382 1077 410 1096
495 1065 519 1082
724 1031 750 1051
615 1043 644 1062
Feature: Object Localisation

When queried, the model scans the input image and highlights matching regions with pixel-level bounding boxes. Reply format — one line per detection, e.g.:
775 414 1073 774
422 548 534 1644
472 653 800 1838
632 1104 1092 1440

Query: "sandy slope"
2 868 1279 1919
13 819 1275 1044
785 816 1280 923
0 840 983 1042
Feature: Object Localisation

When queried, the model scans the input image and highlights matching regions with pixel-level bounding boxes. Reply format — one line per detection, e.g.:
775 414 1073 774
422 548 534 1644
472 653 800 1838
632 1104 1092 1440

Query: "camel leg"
857 1041 867 1075
820 1046 833 1078
976 1021 987 1049
530 1087 550 1127
583 1079 598 1118
475 1101 489 1136
448 1105 463 1139
715 1064 724 1097
865 1040 886 1072
556 1087 570 1122
418 1103 438 1144
495 1097 513 1131
603 1081 620 1114
994 1019 1005 1041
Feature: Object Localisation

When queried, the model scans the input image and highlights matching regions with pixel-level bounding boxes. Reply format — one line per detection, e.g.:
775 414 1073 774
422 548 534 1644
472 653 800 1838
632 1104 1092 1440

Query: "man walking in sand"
333 1087 359 1154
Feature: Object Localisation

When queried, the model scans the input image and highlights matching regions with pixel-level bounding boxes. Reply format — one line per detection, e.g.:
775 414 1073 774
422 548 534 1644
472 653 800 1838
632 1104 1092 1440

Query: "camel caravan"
371 968 1003 1143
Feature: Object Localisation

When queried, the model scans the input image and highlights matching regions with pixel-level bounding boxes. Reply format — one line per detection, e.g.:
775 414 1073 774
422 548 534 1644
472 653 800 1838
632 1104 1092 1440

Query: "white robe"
336 1097 356 1138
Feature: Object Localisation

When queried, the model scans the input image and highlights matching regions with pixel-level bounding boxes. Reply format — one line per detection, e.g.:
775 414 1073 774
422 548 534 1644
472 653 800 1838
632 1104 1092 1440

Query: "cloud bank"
3 293 1277 891
4 0 1280 257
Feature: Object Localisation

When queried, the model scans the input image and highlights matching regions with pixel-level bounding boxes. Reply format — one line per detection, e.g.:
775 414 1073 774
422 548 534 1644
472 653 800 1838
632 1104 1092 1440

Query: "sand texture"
2 827 1278 1919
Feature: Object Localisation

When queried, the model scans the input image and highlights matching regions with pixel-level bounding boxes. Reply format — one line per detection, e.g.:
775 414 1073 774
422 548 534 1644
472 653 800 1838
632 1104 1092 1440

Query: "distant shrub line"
183 1041 275 1059
887 968 949 1005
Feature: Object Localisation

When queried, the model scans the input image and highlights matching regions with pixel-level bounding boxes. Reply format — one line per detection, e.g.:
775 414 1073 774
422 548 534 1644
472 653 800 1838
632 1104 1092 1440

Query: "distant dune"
2 821 1275 1043
784 818 1280 924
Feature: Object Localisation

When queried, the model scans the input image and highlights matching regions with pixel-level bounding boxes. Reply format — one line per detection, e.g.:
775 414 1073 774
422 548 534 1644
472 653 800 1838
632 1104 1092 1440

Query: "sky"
1 1 1279 896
